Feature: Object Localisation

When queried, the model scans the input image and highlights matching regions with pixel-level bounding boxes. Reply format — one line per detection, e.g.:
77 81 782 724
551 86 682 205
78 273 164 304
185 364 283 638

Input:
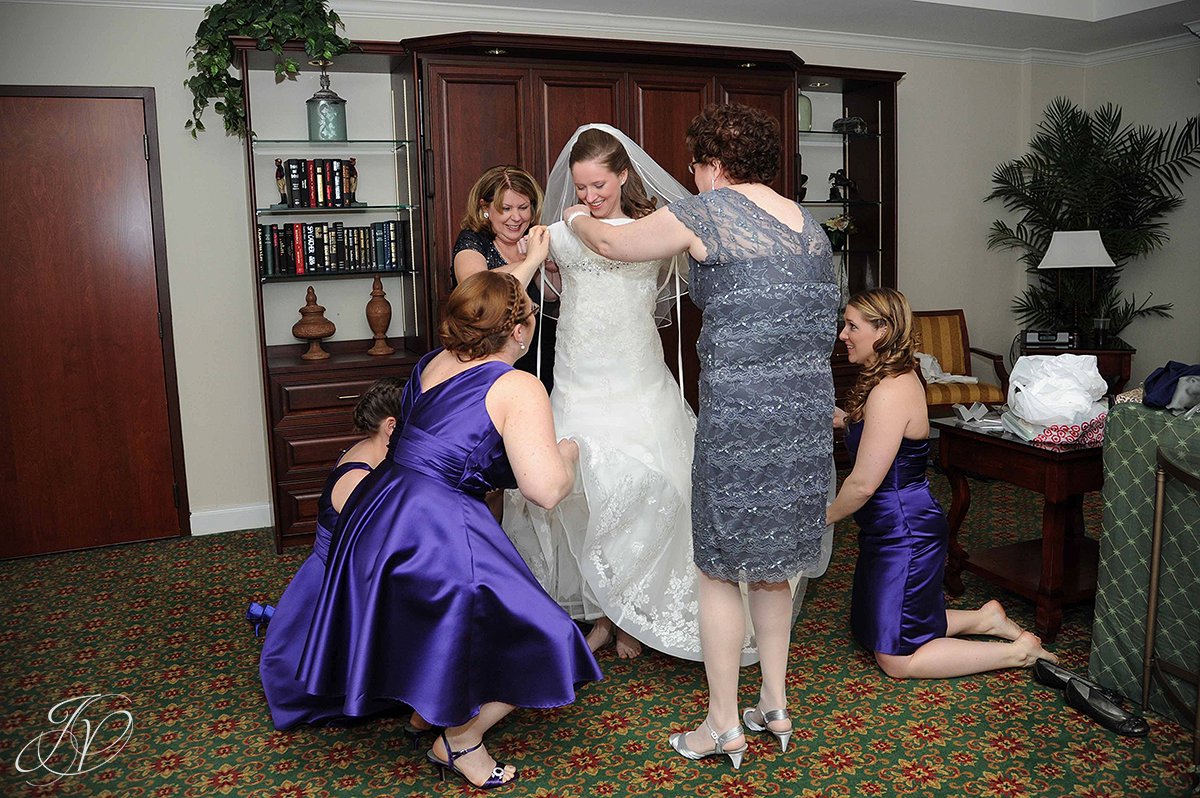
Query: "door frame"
0 85 191 538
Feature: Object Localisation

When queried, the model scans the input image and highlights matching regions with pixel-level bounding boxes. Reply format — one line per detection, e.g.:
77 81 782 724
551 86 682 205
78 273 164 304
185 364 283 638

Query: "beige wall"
1086 47 1200 386
1 1 1196 531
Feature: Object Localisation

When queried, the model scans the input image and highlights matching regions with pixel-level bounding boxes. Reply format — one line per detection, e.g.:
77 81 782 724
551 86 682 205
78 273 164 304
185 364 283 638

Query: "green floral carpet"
0 475 1193 797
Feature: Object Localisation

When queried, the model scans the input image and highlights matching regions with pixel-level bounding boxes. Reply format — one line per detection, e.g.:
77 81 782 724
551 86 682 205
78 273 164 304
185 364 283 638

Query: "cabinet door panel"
532 69 624 179
716 73 795 196
424 63 533 310
627 72 712 188
626 73 709 412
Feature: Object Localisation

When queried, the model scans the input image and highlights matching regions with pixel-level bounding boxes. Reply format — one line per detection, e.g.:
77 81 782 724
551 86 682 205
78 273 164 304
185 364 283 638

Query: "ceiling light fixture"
808 81 830 88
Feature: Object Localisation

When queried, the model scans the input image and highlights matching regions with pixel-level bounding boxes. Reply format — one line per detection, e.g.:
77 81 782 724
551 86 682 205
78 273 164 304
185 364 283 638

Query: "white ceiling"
385 0 1200 54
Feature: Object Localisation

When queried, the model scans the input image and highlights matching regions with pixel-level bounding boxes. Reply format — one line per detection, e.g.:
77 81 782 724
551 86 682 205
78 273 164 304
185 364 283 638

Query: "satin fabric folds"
297 352 601 728
845 421 949 656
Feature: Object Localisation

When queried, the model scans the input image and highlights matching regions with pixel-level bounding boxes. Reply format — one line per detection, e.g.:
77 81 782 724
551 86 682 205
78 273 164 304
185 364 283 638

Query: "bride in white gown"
504 124 834 662
503 125 741 661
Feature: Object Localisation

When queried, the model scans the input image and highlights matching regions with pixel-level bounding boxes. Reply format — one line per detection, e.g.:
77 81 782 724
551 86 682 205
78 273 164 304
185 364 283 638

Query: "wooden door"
422 63 534 311
0 88 187 558
716 72 796 197
627 72 712 411
530 68 624 180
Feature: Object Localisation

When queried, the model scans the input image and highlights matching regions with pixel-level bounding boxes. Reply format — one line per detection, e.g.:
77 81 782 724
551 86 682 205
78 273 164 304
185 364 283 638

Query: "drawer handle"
337 394 361 401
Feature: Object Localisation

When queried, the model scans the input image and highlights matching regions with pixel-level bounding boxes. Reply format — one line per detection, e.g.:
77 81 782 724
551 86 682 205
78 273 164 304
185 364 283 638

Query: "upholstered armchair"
912 309 1008 417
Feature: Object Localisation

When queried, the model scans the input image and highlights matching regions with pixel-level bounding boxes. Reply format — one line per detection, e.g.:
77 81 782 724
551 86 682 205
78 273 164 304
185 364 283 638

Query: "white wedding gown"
502 219 759 663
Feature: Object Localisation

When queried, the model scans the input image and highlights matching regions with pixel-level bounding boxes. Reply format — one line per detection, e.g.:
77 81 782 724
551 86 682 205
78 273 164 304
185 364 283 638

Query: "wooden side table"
1141 445 1200 790
932 419 1104 642
1021 336 1136 395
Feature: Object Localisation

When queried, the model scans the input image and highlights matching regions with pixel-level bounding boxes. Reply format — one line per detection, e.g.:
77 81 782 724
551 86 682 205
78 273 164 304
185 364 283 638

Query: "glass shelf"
261 268 418 284
799 129 881 139
256 204 419 216
251 139 413 156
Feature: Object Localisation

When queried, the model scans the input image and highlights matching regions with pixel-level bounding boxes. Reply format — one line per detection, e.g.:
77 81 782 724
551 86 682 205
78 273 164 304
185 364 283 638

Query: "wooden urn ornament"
365 275 394 356
292 285 336 360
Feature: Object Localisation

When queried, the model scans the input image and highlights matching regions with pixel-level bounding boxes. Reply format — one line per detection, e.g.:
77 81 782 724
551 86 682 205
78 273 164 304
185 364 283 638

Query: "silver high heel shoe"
668 720 747 769
742 706 792 752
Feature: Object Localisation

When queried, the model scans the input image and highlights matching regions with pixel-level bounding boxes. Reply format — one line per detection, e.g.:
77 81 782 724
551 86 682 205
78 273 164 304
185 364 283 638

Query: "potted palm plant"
185 0 352 139
986 97 1200 336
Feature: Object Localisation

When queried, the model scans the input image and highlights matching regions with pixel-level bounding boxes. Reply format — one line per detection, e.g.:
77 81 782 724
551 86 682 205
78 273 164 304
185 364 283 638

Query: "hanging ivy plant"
985 97 1200 335
185 0 352 139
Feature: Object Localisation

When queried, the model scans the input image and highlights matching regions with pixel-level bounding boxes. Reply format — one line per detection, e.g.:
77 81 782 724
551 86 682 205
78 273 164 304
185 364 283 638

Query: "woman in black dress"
453 165 559 389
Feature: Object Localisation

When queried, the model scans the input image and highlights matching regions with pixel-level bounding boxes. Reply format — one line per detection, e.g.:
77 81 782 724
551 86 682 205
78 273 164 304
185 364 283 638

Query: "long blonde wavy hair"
842 288 921 423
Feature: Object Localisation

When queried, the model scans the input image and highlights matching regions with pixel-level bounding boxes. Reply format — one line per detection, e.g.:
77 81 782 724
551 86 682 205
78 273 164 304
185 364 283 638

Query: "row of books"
257 220 410 277
277 158 357 208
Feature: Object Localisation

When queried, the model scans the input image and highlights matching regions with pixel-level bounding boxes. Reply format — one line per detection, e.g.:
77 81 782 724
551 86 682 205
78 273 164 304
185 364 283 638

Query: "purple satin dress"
259 460 374 730
845 421 949 655
298 351 601 727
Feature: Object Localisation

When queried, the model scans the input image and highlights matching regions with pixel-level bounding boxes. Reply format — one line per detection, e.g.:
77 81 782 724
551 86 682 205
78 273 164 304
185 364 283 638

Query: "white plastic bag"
1007 354 1107 426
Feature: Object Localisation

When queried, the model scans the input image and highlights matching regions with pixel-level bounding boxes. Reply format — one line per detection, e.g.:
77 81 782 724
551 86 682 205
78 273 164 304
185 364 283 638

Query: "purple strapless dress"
298 351 601 727
260 460 374 730
845 421 949 655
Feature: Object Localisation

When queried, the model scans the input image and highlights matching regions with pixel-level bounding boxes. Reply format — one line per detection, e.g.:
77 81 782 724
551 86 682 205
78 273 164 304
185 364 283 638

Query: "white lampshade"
1037 230 1115 269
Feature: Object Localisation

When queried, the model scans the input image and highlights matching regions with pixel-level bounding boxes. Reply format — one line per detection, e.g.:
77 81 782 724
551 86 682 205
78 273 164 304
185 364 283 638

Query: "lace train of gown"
504 221 832 663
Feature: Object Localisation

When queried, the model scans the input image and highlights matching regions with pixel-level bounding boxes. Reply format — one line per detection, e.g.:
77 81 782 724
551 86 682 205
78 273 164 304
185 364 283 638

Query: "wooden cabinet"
409 33 808 409
265 344 419 546
795 66 903 463
235 39 434 550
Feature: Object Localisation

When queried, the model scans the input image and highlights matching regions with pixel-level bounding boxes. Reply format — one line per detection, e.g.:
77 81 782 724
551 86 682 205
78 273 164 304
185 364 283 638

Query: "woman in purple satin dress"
299 258 601 790
259 376 407 730
826 288 1057 677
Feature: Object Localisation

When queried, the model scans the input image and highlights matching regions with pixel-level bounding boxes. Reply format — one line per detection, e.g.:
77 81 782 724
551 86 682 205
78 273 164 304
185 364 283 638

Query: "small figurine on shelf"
365 275 395 356
828 168 857 202
292 286 336 360
271 158 288 209
344 157 367 207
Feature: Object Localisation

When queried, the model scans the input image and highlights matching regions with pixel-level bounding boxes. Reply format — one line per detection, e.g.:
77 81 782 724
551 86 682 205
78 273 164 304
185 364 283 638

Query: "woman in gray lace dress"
565 103 837 769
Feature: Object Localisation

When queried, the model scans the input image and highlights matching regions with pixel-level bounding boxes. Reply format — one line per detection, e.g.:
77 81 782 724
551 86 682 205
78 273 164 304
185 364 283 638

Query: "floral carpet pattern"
0 475 1194 797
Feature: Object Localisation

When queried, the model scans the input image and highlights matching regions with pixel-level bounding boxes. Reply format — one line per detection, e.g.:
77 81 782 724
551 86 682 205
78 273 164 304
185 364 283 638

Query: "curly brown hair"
842 288 921 423
351 376 407 433
686 103 780 185
438 271 533 361
460 165 544 234
569 128 657 219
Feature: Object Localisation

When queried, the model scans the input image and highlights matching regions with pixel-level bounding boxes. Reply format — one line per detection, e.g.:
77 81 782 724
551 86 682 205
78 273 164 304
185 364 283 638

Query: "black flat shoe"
1032 659 1123 702
1064 678 1149 737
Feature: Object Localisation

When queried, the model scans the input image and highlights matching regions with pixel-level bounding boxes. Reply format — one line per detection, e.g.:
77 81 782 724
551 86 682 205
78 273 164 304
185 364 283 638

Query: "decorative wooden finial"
292 285 336 360
366 276 395 356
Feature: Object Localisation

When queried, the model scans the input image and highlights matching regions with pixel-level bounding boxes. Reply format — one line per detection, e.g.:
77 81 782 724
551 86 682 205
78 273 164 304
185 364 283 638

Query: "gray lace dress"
668 189 838 582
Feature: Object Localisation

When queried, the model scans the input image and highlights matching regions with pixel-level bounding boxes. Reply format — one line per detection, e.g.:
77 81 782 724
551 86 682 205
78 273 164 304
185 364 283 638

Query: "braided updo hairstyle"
841 288 921 424
351 376 406 433
438 270 532 361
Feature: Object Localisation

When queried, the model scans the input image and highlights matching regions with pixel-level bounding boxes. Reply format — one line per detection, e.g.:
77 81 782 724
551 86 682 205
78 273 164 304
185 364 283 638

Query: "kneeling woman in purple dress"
299 255 601 789
826 288 1057 678
260 375 407 730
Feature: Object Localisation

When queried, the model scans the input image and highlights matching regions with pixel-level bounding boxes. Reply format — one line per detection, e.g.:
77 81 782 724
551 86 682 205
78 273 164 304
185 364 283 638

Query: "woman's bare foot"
980 599 1024 641
430 735 516 787
614 627 642 659
406 710 433 733
1012 631 1057 668
586 617 614 653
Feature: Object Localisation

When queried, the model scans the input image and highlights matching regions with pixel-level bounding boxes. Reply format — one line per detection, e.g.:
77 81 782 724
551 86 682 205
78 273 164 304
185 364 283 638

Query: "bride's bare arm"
565 204 707 263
